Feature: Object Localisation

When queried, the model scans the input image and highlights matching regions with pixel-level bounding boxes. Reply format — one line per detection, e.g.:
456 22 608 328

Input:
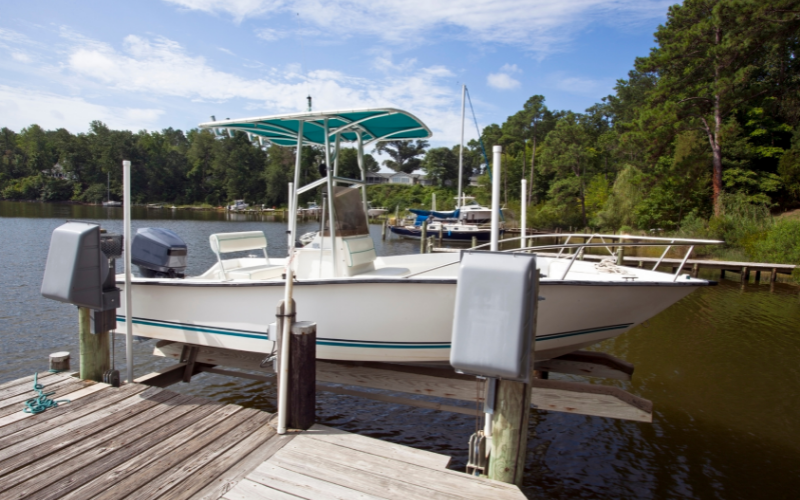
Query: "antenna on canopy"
307 95 312 112
210 115 216 121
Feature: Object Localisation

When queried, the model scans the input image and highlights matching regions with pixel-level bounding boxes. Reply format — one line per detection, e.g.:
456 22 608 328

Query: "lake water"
1 200 799 499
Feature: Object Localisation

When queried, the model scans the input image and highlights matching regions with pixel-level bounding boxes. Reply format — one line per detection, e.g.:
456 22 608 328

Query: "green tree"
637 0 800 214
422 147 458 186
373 140 429 173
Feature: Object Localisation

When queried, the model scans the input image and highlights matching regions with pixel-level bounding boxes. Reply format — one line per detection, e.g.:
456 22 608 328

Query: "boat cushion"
343 235 377 268
210 231 268 254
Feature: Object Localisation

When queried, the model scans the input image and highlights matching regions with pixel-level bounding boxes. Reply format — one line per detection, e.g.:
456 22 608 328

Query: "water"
2 201 799 499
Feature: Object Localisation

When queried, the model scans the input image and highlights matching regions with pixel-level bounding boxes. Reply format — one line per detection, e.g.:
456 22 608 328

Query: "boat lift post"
521 179 527 249
491 145 502 252
123 160 134 384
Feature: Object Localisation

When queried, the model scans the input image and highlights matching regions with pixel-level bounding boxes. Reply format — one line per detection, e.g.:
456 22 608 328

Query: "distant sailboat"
102 173 121 207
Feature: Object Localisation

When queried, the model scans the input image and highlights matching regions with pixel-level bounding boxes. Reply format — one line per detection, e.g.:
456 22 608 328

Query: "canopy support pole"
357 133 368 215
323 119 336 275
290 121 304 252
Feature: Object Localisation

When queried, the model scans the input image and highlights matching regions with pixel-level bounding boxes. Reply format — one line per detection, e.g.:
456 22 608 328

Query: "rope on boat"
595 257 632 275
22 372 70 414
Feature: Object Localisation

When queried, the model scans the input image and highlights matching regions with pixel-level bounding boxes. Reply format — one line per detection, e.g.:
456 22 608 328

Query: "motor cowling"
132 228 187 278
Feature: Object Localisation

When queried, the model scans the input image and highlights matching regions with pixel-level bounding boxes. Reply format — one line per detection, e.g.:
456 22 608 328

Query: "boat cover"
199 108 432 147
409 208 460 219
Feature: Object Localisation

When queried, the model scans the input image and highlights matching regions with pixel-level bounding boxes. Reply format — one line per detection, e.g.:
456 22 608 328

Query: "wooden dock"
0 372 525 499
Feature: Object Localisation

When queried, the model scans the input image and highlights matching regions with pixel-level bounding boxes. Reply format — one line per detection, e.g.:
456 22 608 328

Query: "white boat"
117 108 720 363
367 203 388 218
102 173 122 206
228 200 249 211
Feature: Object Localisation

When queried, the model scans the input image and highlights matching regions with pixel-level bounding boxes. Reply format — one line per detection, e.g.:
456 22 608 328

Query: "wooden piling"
755 270 761 283
472 235 477 248
691 262 699 278
488 273 539 486
741 266 749 283
721 269 726 279
288 321 317 430
78 306 110 382
438 225 443 246
770 268 778 284
420 220 428 254
615 248 624 266
49 351 70 372
381 219 387 240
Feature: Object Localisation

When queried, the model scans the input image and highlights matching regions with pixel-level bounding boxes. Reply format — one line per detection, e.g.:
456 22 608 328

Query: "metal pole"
432 192 436 211
357 133 368 215
491 146 501 251
123 160 134 384
287 182 294 251
521 179 527 249
277 268 295 435
323 120 336 274
458 84 466 209
291 121 304 251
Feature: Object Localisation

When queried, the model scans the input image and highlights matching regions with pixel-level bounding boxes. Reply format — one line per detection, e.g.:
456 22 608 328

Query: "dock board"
0 375 525 499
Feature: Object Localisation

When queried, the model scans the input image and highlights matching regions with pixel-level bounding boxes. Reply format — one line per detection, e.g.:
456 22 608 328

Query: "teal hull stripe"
117 316 632 349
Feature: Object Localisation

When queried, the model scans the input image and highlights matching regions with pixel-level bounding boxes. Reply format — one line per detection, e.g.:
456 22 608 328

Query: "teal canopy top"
198 108 432 147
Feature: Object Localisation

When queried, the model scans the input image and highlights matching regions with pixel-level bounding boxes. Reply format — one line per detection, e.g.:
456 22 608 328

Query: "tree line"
2 0 799 240
474 0 800 233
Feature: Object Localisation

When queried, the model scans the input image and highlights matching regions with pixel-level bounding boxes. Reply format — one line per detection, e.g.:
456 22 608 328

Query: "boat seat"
227 264 284 280
341 235 377 276
210 231 272 280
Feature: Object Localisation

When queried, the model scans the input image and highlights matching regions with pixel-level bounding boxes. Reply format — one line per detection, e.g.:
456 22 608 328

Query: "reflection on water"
1 201 799 499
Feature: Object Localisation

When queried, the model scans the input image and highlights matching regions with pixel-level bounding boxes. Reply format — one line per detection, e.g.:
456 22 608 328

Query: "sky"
0 0 672 148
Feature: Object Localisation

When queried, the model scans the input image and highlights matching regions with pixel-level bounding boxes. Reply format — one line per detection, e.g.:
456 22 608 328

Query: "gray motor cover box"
450 251 538 381
41 222 114 310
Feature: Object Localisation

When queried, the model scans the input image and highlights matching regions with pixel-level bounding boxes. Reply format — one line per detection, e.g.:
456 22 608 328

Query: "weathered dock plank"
0 373 525 500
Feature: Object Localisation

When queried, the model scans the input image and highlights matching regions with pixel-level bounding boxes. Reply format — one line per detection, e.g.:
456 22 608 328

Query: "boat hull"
118 277 701 362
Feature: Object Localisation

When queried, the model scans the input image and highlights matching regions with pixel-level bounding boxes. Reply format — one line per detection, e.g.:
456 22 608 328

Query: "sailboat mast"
457 84 466 209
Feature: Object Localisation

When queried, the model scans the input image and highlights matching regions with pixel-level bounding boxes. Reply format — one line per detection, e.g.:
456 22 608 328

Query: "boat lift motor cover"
132 228 187 278
41 221 121 312
450 251 538 382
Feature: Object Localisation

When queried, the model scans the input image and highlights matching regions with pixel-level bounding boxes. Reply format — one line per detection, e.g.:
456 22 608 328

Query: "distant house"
366 172 433 186
469 175 481 187
41 163 75 181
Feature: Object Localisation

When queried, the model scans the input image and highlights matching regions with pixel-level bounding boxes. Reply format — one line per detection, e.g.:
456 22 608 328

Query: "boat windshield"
324 186 369 237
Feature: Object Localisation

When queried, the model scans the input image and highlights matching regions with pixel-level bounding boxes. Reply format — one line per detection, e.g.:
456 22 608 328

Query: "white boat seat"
210 231 270 280
341 234 377 276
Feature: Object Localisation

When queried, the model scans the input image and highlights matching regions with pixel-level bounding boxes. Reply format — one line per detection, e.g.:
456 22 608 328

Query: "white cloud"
11 52 31 63
545 72 612 95
163 0 671 53
254 28 286 41
0 85 163 132
500 63 521 74
57 32 466 143
487 72 521 90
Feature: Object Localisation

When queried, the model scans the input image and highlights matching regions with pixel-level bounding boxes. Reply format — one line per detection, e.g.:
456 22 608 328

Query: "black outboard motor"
132 228 187 278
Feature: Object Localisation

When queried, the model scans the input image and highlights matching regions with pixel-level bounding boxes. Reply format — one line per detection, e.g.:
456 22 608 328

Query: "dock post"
741 266 749 283
488 273 539 486
382 219 387 240
472 236 477 248
49 352 70 372
755 270 761 283
615 248 624 266
770 268 778 284
691 262 699 278
78 307 110 382
438 225 443 246
288 321 317 430
420 220 428 254
721 269 726 279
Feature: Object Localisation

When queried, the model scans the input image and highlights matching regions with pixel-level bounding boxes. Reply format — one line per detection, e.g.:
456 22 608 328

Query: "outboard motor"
132 228 187 278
